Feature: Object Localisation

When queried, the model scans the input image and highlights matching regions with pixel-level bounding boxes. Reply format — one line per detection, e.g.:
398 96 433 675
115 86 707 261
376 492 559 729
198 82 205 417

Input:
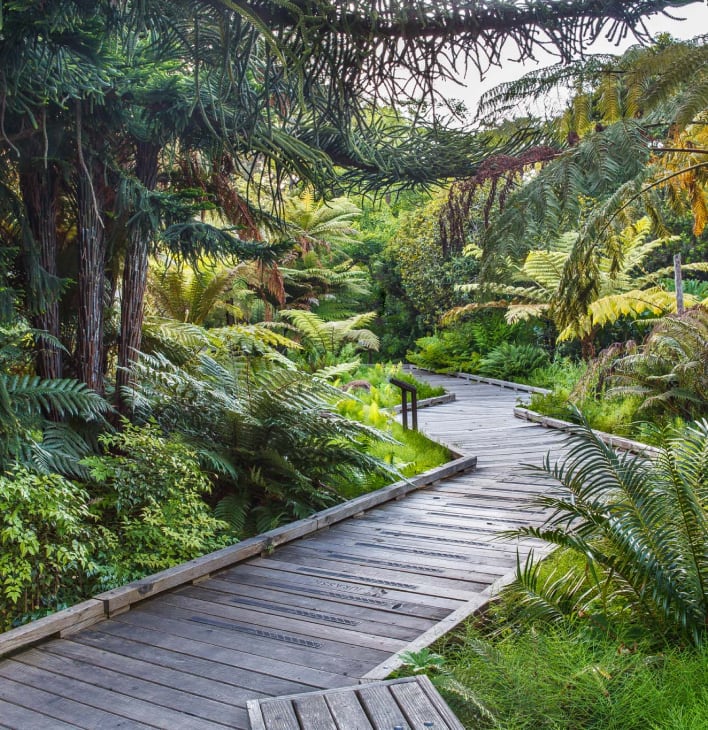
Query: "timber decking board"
0 373 570 729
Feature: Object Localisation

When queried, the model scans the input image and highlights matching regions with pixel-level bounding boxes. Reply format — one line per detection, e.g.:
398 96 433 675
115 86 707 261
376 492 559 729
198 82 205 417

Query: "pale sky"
438 1 708 121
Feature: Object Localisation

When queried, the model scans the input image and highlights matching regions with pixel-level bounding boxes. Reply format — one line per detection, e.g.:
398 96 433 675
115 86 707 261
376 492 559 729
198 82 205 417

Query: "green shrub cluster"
0 469 97 630
406 313 549 380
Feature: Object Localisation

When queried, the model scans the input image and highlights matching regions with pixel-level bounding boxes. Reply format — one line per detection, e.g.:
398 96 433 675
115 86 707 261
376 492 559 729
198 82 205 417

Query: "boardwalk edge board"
359 547 557 682
407 364 551 395
390 392 457 413
514 406 661 457
0 453 477 659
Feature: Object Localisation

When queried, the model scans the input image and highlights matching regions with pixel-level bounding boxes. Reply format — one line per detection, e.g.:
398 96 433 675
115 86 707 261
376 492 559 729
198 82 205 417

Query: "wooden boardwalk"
0 374 568 729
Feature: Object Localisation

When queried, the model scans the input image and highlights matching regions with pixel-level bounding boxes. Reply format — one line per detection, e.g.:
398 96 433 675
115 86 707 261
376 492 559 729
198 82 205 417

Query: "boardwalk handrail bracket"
390 377 418 430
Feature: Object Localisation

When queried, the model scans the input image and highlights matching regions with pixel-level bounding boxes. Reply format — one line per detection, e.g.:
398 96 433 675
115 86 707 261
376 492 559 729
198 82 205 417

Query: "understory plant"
425 620 708 730
338 362 445 407
506 419 708 646
477 342 549 380
82 422 231 585
0 468 97 629
125 338 396 535
609 306 708 421
407 312 535 374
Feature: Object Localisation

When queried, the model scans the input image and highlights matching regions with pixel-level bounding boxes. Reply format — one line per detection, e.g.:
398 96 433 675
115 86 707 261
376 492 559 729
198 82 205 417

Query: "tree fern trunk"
116 142 160 412
77 154 107 395
19 161 62 380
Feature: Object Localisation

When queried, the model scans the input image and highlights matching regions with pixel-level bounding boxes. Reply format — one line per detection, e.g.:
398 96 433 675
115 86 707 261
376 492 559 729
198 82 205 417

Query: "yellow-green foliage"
83 422 231 585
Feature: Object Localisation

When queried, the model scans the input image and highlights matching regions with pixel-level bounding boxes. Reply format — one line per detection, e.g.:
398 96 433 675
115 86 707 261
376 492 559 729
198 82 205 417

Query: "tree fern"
608 306 708 419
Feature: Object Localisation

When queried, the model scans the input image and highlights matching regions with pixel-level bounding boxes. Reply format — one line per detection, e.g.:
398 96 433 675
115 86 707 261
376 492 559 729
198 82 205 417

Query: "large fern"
0 373 110 473
122 339 397 535
506 417 708 645
608 306 708 419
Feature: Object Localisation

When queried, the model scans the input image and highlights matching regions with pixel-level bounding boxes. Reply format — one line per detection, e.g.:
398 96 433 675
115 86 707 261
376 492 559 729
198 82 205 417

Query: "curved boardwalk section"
0 374 567 729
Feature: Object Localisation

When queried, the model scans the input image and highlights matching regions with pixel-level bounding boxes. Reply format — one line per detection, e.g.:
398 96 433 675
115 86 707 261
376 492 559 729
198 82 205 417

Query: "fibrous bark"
116 142 160 412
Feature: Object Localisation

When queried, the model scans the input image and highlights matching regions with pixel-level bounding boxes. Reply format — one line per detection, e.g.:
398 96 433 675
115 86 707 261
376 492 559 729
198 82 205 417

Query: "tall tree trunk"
116 142 160 412
19 161 62 380
77 153 107 395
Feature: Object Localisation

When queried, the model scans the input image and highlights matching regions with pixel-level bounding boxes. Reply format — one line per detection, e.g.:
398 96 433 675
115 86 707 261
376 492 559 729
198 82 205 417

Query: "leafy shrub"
407 313 536 374
0 469 96 630
477 342 549 380
83 422 231 585
524 357 586 390
407 321 483 372
508 419 708 646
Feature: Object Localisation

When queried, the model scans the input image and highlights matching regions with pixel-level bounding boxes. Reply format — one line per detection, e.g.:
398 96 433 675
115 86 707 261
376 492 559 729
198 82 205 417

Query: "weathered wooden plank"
390 680 449 729
326 691 374 729
14 648 248 728
77 624 344 690
416 675 467 730
216 563 462 616
156 592 404 653
357 684 410 729
514 406 659 456
113 607 383 674
287 534 512 578
196 574 439 629
260 698 300 730
292 694 338 729
175 583 425 640
0 663 161 729
0 600 104 659
0 697 81 730
43 639 260 709
251 556 487 598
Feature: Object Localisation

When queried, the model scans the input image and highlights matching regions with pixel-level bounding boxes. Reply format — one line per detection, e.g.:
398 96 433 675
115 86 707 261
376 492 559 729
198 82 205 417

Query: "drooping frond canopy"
235 1 698 99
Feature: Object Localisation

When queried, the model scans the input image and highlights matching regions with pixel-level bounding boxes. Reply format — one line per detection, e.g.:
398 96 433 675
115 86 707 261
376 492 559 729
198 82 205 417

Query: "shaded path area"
0 374 568 729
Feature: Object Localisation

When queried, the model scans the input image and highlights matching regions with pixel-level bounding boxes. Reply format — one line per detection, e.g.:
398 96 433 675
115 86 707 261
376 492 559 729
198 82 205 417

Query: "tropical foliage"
508 419 708 646
2 5 708 704
609 306 708 419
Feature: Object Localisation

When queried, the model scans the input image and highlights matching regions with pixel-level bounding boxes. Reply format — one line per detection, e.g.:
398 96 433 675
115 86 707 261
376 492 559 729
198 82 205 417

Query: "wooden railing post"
390 378 418 431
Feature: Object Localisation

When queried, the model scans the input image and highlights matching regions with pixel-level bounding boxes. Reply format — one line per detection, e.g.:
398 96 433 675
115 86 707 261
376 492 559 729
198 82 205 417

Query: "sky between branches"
437 0 708 123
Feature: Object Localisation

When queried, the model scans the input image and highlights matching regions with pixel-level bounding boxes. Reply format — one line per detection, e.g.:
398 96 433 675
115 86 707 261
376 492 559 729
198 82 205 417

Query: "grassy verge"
338 362 446 406
397 549 708 730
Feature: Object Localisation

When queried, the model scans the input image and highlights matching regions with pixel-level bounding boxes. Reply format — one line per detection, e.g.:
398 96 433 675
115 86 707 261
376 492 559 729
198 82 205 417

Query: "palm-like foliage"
121 325 395 534
452 218 706 348
0 373 110 474
475 37 708 336
608 306 708 419
147 262 245 325
273 309 380 371
507 418 708 645
283 192 362 254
